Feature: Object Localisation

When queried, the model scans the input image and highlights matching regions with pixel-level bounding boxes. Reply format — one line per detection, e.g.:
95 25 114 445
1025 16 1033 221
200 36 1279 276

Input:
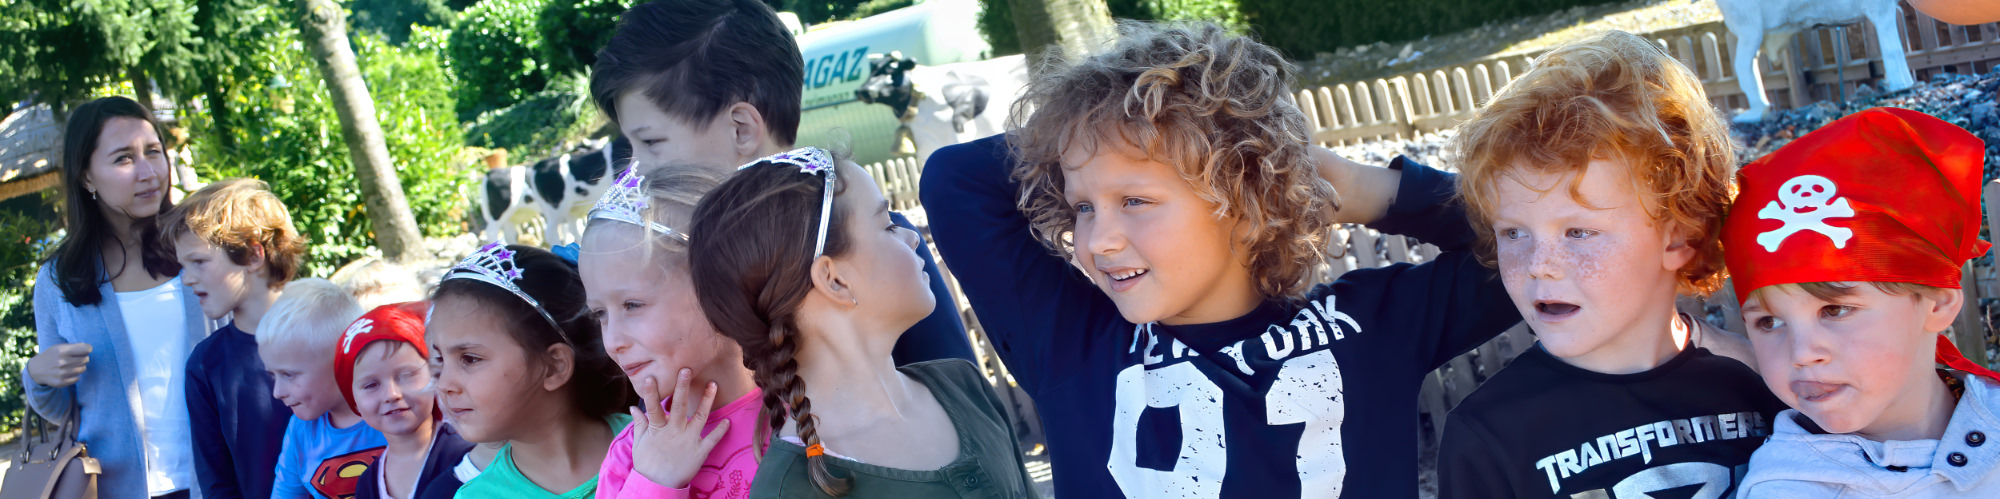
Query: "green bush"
1239 0 1621 59
536 0 631 77
448 0 551 120
463 72 599 157
0 199 61 430
191 28 469 276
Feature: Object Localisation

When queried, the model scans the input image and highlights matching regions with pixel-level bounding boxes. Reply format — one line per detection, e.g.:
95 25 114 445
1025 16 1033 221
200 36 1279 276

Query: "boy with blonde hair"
1729 108 2000 497
1438 31 1787 498
924 21 1521 497
166 178 309 499
258 278 384 499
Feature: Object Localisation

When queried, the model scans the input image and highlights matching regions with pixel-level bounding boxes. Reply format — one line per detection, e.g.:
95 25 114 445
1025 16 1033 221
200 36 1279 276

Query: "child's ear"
540 343 576 392
809 255 857 307
1661 226 1697 272
244 243 268 273
726 102 770 160
1919 287 1965 334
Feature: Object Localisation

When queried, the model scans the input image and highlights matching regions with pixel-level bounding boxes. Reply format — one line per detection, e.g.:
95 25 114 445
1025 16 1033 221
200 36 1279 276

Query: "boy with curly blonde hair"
1437 31 1787 498
923 21 1521 497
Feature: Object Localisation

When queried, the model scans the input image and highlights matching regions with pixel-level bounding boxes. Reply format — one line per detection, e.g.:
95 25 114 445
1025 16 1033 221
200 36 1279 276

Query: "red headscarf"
1722 107 1995 380
334 301 431 414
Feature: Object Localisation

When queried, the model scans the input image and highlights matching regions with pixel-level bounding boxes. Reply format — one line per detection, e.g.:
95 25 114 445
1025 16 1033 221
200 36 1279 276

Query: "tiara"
740 147 837 259
441 243 568 342
587 166 689 242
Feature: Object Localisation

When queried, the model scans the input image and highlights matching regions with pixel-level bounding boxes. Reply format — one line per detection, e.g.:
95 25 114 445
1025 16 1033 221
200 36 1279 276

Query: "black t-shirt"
924 135 1523 497
1438 341 1789 498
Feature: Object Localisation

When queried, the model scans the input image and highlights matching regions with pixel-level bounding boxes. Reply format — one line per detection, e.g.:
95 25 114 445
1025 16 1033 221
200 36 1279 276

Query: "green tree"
189 26 468 274
0 0 198 112
294 0 429 263
350 0 454 44
1007 0 1113 69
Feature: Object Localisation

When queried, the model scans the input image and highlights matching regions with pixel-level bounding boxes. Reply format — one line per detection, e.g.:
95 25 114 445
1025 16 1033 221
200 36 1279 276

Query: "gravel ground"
1296 0 1721 87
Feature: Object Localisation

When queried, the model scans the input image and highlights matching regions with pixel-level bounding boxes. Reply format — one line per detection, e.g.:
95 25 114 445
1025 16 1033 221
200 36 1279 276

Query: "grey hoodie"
1739 372 2000 498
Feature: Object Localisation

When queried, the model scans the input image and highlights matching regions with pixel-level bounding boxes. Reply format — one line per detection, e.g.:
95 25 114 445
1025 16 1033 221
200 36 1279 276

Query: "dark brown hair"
592 0 803 145
688 160 852 496
431 245 634 419
159 178 306 288
48 96 180 305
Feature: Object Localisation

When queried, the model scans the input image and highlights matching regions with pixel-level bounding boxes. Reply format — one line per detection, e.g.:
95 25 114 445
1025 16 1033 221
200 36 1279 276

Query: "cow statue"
477 137 632 245
855 52 1029 166
1718 0 1915 122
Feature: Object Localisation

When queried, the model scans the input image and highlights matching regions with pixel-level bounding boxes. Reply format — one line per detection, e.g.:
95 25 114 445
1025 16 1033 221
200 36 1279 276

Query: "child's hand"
628 368 731 489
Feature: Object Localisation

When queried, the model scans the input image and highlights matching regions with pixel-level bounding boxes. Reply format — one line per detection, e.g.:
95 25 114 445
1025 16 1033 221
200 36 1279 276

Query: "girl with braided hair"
688 148 1038 498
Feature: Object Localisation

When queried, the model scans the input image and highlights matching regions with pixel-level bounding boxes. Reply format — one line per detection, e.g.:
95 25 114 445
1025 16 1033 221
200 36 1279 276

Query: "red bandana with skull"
1722 107 1993 378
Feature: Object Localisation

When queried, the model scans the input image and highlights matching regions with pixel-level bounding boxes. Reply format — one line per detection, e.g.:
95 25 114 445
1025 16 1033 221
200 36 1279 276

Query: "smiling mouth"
621 360 652 378
1535 300 1581 320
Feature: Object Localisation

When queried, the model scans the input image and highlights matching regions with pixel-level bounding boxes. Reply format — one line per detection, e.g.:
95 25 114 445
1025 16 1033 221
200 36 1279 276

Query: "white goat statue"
1717 0 1915 122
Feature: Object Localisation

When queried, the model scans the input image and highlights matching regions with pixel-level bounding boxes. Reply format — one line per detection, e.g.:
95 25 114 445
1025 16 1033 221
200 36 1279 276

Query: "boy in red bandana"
335 303 473 499
1728 107 2000 497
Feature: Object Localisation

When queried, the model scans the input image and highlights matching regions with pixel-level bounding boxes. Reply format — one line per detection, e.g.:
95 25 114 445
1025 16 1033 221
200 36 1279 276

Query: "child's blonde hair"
159 178 306 287
581 163 723 269
258 278 365 355
329 257 426 310
1010 21 1336 299
1451 30 1736 296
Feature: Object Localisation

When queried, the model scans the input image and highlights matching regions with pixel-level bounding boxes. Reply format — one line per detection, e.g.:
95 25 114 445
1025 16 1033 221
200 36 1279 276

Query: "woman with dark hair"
23 96 210 499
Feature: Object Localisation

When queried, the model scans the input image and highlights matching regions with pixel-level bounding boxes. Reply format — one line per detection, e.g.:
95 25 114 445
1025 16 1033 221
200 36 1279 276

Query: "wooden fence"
1297 1 2000 147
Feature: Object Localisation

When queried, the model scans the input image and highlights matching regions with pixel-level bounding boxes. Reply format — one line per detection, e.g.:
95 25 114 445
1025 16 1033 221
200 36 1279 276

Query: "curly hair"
159 178 306 288
1450 30 1737 296
1009 21 1337 300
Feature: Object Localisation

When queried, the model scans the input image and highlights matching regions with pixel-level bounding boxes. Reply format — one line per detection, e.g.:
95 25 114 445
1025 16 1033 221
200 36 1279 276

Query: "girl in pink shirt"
578 164 762 499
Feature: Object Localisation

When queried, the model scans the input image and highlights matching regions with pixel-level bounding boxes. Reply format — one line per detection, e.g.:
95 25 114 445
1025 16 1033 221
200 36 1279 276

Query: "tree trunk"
1006 0 1115 70
294 0 426 263
129 67 154 113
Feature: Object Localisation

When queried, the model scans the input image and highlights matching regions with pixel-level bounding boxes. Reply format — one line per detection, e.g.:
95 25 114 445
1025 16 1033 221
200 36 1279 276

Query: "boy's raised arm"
920 134 1124 392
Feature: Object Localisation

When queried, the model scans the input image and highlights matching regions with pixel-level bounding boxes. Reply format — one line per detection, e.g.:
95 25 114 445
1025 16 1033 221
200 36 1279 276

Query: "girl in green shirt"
427 244 638 498
688 148 1039 498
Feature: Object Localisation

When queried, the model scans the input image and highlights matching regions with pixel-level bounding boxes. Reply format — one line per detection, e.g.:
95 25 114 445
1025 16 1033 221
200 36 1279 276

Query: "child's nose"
1527 239 1564 280
1082 218 1127 256
1789 325 1834 367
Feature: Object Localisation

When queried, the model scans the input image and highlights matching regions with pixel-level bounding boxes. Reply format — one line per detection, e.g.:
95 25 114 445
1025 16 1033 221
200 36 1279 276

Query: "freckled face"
1490 158 1690 364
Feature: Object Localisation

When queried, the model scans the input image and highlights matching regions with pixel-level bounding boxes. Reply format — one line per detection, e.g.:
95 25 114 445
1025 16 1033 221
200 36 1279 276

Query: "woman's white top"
116 276 196 496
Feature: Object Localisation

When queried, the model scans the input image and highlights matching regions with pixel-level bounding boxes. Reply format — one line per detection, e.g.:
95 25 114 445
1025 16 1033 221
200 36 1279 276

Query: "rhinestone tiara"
440 243 568 342
587 166 690 242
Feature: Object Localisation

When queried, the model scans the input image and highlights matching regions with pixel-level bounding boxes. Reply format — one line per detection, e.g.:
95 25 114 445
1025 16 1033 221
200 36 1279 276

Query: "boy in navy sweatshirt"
166 179 307 499
920 22 1520 497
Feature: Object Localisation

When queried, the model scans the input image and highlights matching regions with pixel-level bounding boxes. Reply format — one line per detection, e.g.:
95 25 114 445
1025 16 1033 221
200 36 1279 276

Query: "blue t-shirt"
920 135 1522 497
271 413 388 499
186 322 294 499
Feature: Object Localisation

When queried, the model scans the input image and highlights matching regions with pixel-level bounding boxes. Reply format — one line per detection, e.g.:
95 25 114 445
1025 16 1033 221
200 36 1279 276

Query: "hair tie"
551 243 580 265
805 443 825 458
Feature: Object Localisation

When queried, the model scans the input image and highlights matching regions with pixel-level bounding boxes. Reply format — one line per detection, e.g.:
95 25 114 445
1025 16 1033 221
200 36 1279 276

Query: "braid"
744 313 851 496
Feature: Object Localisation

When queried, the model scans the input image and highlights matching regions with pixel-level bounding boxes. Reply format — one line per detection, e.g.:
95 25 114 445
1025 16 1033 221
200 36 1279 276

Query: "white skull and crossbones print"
1757 174 1855 252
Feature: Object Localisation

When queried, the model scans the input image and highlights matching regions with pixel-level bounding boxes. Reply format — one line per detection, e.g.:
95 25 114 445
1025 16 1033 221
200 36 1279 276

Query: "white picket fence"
1297 1 2000 147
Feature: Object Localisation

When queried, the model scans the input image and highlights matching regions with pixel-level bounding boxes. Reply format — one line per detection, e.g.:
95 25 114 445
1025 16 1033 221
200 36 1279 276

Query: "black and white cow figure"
478 136 633 245
855 52 1028 166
